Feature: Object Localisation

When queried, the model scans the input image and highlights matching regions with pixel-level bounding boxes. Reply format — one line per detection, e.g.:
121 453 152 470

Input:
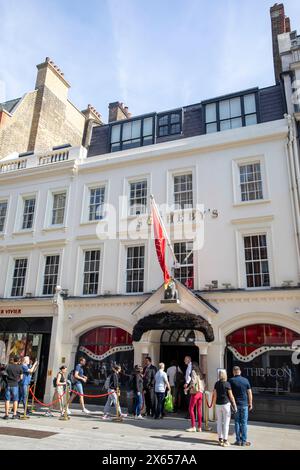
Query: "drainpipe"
285 114 300 282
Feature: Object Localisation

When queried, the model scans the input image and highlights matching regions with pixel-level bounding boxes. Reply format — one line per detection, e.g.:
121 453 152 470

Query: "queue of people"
1 354 253 447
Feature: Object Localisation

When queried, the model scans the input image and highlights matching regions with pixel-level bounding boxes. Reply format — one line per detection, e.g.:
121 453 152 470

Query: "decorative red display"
226 324 300 357
79 327 132 356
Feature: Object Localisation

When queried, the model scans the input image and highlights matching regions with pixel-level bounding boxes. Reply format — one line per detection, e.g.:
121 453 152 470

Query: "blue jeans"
19 383 29 407
234 406 248 443
134 392 143 416
5 385 19 402
155 392 165 418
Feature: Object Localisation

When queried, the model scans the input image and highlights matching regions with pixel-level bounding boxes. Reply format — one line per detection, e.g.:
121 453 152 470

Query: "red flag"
151 201 170 285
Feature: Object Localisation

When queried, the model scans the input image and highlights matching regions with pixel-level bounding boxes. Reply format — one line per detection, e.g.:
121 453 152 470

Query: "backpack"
67 370 76 385
53 376 57 388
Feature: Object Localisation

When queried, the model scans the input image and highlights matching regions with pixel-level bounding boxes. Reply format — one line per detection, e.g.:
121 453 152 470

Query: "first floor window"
239 163 263 201
11 258 28 297
43 255 60 295
83 250 101 295
22 197 36 229
174 241 194 288
244 234 270 288
129 180 147 215
126 246 145 293
52 192 66 225
174 173 193 210
0 201 8 232
89 187 105 221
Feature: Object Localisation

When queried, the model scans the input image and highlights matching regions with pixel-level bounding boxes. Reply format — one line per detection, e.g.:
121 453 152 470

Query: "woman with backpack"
55 365 70 416
186 362 205 433
102 365 127 420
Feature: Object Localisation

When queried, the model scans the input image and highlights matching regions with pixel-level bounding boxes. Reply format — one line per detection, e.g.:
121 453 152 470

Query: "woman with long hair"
186 362 205 432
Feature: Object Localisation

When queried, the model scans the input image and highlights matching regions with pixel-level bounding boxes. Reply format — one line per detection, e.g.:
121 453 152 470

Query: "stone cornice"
200 288 300 303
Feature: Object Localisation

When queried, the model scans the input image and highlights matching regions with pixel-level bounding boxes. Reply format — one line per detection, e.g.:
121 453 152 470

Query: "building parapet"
0 146 87 174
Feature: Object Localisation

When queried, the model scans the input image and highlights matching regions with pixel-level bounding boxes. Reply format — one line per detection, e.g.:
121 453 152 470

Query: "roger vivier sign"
0 308 22 315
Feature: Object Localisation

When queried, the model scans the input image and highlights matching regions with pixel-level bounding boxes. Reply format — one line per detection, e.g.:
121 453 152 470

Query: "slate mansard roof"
87 83 286 158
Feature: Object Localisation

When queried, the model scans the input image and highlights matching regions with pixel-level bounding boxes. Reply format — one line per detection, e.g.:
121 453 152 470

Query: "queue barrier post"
20 385 30 420
204 391 212 431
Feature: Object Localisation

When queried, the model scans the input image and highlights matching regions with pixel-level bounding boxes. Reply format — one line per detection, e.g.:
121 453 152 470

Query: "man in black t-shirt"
3 356 23 420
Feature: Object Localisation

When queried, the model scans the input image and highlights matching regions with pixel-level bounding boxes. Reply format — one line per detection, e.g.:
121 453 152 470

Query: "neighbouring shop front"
0 317 53 398
226 323 300 424
75 326 134 406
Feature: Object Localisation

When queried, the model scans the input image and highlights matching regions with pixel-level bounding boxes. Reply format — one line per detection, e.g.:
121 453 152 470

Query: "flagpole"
150 194 178 265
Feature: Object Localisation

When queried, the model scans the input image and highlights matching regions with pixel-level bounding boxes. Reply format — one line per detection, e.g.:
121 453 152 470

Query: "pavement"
0 403 299 450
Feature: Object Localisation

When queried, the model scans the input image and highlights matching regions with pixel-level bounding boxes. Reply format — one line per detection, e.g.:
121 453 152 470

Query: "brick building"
0 57 102 159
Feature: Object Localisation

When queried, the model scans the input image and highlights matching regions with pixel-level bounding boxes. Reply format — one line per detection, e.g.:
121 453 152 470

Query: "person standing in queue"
102 365 127 420
143 356 157 417
154 363 170 419
131 365 144 419
212 369 237 447
183 356 192 418
229 366 253 447
19 356 38 413
3 356 23 420
186 362 205 433
69 357 90 414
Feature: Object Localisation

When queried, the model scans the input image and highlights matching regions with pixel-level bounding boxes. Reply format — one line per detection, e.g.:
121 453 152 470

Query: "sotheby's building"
0 3 300 425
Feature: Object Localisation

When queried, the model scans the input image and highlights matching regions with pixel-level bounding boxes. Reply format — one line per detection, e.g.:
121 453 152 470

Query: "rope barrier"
29 387 66 407
205 394 214 409
69 389 114 399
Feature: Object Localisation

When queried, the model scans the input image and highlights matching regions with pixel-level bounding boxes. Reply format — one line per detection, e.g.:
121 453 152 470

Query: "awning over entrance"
132 311 214 342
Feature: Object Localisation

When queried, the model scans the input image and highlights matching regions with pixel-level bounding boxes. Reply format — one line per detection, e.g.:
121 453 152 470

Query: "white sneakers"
82 408 91 414
135 415 144 420
186 427 196 432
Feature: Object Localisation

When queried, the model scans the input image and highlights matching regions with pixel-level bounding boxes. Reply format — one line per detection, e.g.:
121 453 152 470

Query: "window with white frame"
239 163 263 201
51 193 66 225
22 197 36 230
173 241 194 288
0 201 8 232
244 234 270 288
42 255 60 295
129 180 147 216
89 187 105 221
83 250 101 295
126 246 145 293
174 174 193 210
11 258 28 297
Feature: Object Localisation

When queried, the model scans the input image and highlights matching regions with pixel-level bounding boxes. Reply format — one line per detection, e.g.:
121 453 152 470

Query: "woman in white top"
154 363 170 419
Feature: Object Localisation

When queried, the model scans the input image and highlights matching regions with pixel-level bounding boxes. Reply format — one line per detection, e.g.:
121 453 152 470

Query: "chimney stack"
270 3 291 83
108 101 132 122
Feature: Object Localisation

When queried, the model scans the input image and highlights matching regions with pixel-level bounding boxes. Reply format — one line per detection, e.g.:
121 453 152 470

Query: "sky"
0 0 300 121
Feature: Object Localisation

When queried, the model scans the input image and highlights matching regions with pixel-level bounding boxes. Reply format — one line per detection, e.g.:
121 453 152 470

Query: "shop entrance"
160 330 199 411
